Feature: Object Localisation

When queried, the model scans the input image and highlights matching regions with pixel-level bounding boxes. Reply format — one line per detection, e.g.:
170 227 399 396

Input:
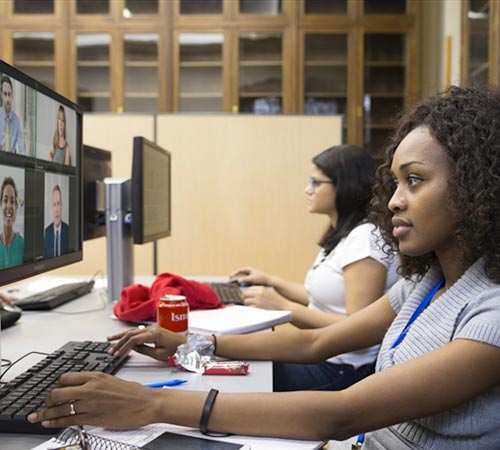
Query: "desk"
1 285 272 449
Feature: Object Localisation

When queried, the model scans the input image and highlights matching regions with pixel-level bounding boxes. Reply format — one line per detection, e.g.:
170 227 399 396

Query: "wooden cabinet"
0 0 420 156
461 0 500 87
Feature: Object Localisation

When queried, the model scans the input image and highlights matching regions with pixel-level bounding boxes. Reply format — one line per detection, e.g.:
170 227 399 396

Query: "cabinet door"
238 32 283 114
363 32 406 158
175 32 224 112
75 33 111 112
123 33 159 113
13 32 55 89
462 0 490 86
302 32 348 134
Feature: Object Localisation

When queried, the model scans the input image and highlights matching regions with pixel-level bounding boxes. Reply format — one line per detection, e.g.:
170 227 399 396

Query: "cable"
52 271 108 315
1 358 12 368
0 351 49 383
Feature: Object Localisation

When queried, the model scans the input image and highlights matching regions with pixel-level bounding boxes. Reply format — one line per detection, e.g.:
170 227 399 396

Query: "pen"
144 379 188 388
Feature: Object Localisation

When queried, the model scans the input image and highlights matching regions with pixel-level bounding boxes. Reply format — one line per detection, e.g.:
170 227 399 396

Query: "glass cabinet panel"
178 33 223 112
364 33 406 157
14 0 54 14
125 0 158 15
77 0 109 14
124 34 159 113
466 0 489 86
364 0 406 14
76 34 111 112
239 0 282 15
304 0 347 15
304 33 347 127
180 0 222 14
13 33 55 89
239 33 282 114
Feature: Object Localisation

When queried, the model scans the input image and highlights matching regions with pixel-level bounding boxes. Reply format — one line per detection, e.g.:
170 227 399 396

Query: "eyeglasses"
309 177 334 193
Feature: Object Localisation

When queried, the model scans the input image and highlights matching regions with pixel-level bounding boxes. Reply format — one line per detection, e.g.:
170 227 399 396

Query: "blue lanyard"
354 278 444 449
389 278 444 350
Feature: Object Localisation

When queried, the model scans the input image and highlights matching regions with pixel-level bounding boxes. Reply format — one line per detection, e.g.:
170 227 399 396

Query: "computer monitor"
131 136 171 244
0 59 83 286
83 144 111 241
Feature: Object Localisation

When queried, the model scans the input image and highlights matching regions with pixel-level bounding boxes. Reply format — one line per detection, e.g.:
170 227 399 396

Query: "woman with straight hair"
231 144 399 391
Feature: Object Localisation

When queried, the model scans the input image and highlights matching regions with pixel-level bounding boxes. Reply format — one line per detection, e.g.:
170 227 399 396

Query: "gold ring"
69 401 76 416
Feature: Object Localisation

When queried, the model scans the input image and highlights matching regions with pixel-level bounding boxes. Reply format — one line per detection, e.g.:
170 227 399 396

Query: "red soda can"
157 295 189 334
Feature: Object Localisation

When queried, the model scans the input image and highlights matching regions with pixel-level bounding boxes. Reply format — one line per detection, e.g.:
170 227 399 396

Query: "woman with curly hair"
30 86 500 450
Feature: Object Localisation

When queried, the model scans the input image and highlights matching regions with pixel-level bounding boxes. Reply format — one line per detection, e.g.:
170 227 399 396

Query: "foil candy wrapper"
173 334 216 374
171 334 249 375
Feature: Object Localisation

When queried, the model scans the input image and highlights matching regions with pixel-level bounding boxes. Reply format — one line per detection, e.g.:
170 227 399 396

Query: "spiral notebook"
38 426 246 450
33 424 324 450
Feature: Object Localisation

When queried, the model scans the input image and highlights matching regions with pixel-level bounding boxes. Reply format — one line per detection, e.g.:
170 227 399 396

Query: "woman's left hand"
27 372 163 430
242 286 289 310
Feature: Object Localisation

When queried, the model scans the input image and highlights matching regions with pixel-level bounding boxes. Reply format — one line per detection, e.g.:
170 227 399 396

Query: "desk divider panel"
48 114 341 285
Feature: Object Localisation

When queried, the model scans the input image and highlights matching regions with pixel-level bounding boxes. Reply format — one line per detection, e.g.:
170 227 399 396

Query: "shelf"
124 61 159 68
179 92 223 98
13 60 55 67
470 61 489 78
239 92 282 98
305 60 348 67
305 92 347 97
77 61 110 67
125 92 158 98
239 60 282 67
364 92 404 98
179 61 223 68
78 92 111 98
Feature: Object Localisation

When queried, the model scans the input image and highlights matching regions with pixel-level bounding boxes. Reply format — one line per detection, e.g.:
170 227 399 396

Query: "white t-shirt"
304 222 400 367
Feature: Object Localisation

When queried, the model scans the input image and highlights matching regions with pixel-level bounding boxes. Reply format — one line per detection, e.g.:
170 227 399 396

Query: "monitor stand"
105 178 134 303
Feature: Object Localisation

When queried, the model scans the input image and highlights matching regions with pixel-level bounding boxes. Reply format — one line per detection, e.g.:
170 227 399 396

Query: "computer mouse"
2 303 23 313
228 279 252 288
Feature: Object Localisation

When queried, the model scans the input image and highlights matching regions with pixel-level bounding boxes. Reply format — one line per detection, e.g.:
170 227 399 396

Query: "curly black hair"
369 86 500 282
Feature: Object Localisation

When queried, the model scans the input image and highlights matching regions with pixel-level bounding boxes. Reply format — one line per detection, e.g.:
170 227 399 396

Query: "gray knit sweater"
364 258 500 450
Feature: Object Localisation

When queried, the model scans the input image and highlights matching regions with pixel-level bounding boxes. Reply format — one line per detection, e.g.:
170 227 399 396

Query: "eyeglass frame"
308 177 334 193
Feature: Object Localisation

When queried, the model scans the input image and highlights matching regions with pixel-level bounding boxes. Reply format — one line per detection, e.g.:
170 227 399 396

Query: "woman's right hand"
229 266 272 286
107 325 186 361
0 292 14 308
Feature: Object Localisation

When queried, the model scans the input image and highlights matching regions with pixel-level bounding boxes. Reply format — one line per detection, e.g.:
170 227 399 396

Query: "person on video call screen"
44 184 69 258
0 75 26 155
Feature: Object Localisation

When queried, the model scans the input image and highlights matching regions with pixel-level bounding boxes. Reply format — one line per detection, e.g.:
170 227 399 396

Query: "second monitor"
131 136 171 244
106 136 171 302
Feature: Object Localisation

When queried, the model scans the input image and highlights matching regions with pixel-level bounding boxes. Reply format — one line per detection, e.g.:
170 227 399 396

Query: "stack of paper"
188 305 292 335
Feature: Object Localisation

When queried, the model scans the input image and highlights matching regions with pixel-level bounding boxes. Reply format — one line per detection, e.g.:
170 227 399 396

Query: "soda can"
157 294 189 334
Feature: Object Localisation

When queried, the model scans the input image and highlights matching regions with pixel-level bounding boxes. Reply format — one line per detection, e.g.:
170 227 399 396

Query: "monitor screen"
0 59 82 286
83 144 111 241
131 136 171 244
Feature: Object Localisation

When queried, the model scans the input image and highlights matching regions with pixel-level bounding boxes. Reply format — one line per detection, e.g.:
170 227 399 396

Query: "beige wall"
51 114 341 283
420 0 462 97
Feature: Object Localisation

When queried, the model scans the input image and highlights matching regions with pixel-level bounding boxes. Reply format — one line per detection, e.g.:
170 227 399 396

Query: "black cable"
0 351 49 383
1 358 12 368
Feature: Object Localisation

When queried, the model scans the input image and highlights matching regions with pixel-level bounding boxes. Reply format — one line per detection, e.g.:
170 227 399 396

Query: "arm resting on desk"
28 338 500 441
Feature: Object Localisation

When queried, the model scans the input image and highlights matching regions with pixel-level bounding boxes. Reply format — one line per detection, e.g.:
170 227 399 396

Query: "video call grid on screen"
0 60 82 282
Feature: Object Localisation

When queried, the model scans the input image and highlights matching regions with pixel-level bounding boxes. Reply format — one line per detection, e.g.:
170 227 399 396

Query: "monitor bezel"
0 59 83 286
131 136 171 245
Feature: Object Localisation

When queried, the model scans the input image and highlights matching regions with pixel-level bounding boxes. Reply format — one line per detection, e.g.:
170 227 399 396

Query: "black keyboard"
209 282 244 305
0 340 129 434
13 280 95 310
